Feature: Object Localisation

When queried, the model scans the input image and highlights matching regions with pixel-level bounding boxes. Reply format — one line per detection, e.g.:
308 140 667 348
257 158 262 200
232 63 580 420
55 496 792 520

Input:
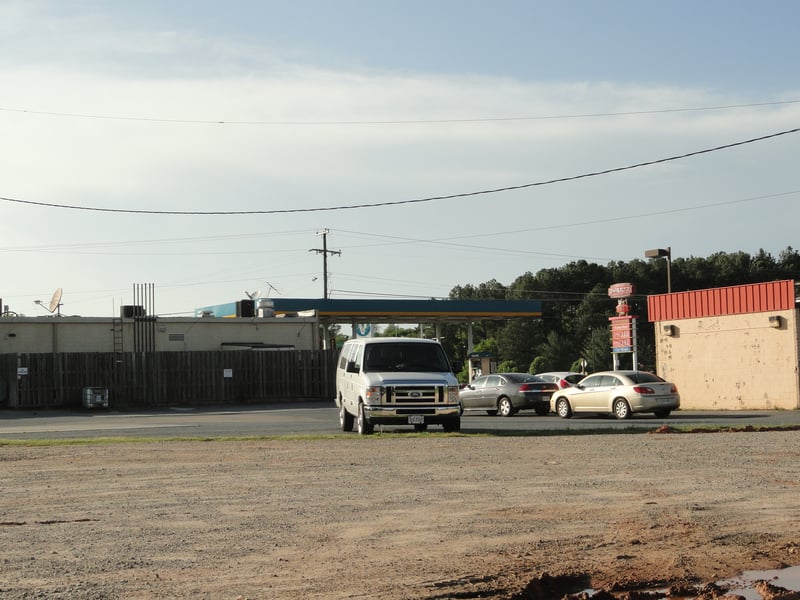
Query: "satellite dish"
48 288 63 315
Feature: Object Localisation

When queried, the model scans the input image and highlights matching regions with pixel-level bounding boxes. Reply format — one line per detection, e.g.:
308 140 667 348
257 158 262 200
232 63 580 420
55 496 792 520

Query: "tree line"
379 248 800 381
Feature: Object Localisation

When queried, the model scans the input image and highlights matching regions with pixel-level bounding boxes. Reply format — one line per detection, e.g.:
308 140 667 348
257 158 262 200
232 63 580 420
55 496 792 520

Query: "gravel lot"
2 429 799 599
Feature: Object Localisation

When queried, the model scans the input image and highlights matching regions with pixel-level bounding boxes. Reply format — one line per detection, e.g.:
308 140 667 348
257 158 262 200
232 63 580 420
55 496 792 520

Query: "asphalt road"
1 403 800 440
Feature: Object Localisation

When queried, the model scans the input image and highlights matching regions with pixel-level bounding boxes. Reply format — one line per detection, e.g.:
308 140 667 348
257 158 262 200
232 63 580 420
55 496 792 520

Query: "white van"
335 337 461 435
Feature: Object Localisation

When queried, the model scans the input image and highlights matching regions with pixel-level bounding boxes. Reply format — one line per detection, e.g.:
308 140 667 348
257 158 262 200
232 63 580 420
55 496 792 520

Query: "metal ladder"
112 318 123 353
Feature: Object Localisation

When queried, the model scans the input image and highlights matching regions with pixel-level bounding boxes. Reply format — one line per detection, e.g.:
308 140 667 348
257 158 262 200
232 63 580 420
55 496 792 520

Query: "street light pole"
644 247 672 293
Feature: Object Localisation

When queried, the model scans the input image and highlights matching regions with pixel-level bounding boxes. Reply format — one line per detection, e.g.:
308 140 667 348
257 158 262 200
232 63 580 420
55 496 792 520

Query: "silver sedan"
550 370 680 419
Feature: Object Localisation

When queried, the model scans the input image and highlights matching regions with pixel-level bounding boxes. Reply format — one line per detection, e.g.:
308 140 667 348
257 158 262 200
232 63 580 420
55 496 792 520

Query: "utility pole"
309 229 341 299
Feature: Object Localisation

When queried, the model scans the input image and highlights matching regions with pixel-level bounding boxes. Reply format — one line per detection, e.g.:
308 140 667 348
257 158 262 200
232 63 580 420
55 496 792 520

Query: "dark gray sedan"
459 373 558 417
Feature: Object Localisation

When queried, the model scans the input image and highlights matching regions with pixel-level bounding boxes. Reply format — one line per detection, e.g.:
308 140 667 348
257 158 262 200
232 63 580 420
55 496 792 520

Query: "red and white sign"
608 282 635 299
609 316 636 352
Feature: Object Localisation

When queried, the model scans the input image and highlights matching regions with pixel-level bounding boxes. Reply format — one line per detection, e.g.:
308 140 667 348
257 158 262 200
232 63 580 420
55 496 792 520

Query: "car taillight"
559 379 570 389
632 386 655 394
671 384 678 393
520 384 556 392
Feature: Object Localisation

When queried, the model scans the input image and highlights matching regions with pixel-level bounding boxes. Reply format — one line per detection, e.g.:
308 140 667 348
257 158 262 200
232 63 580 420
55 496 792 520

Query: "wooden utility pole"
309 229 341 299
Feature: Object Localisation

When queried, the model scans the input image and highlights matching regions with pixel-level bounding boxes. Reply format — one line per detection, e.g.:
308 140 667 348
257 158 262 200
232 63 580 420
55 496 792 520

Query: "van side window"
338 344 353 370
351 345 364 372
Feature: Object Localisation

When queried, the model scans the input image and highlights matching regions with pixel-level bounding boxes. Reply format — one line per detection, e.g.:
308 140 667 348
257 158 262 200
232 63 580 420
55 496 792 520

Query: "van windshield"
363 342 451 373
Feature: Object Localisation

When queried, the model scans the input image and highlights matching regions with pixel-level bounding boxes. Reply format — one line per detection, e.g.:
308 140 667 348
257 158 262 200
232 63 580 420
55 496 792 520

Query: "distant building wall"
0 316 320 353
649 280 800 410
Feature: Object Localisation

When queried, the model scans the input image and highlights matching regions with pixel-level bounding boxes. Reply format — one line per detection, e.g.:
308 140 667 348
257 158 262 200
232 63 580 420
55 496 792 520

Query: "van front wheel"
442 417 461 433
340 403 354 432
357 403 374 435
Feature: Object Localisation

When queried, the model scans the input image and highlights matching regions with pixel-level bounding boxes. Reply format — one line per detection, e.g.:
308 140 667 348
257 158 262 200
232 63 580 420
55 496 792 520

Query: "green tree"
497 359 519 372
778 247 800 275
529 356 548 374
378 324 419 337
582 328 612 372
573 283 613 343
536 330 577 373
495 318 545 374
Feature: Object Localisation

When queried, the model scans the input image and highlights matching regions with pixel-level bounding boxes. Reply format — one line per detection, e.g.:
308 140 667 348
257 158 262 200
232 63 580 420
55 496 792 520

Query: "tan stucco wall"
0 316 320 353
655 309 800 410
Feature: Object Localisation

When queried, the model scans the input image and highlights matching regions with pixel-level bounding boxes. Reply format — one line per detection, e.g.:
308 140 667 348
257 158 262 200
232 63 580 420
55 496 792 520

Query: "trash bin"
82 387 109 409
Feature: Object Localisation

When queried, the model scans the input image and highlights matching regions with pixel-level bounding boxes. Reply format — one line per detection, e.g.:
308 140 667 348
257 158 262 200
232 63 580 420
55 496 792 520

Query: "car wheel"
442 417 461 433
357 403 374 435
339 402 354 432
413 423 428 432
613 398 632 420
555 397 572 419
498 397 515 417
534 406 550 416
654 409 672 418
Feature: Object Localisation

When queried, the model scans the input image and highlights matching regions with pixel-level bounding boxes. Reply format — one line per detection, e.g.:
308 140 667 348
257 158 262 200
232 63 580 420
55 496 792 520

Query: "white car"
550 370 679 419
534 371 584 389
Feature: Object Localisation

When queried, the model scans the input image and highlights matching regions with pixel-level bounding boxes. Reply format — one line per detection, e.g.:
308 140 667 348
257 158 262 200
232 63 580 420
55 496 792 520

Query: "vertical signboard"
610 316 636 353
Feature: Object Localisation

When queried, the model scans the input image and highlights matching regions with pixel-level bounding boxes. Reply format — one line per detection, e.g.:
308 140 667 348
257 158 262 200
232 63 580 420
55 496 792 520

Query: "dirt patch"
1 430 799 599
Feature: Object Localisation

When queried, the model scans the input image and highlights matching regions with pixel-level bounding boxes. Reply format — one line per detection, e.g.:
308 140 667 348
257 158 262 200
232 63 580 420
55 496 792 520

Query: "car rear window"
627 372 666 384
505 373 545 383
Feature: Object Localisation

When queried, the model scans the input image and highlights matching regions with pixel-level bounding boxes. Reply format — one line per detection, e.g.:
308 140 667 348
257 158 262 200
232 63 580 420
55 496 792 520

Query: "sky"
1 0 799 317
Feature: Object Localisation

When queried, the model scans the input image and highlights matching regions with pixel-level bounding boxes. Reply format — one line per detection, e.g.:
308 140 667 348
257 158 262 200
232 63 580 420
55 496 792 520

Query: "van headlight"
447 386 459 404
365 386 382 404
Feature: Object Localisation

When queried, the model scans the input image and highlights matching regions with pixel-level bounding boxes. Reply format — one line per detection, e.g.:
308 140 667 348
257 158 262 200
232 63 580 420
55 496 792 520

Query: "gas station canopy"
268 298 542 324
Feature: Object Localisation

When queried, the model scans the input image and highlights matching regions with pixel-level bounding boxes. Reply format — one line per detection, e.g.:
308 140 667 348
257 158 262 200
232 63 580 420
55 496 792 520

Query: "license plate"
408 415 425 424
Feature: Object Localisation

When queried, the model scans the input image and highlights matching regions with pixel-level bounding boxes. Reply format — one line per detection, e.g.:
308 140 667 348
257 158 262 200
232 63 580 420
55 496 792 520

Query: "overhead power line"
0 126 798 216
1 99 798 126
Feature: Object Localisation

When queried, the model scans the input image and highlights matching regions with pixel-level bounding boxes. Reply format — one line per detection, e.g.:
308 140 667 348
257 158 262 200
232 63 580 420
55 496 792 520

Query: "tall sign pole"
309 229 341 299
608 282 638 370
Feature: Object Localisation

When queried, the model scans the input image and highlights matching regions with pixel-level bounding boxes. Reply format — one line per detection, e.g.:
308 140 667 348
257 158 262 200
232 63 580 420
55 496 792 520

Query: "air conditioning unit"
82 387 109 409
121 305 145 318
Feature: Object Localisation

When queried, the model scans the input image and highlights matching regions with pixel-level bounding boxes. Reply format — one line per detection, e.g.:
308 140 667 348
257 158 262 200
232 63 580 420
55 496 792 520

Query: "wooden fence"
0 350 339 410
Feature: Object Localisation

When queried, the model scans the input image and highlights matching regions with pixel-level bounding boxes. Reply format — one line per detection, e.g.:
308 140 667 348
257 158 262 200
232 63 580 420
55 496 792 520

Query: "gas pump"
467 352 496 382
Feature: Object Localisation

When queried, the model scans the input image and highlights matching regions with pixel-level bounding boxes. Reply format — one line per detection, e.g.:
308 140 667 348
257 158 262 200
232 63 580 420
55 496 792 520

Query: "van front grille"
385 385 444 404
